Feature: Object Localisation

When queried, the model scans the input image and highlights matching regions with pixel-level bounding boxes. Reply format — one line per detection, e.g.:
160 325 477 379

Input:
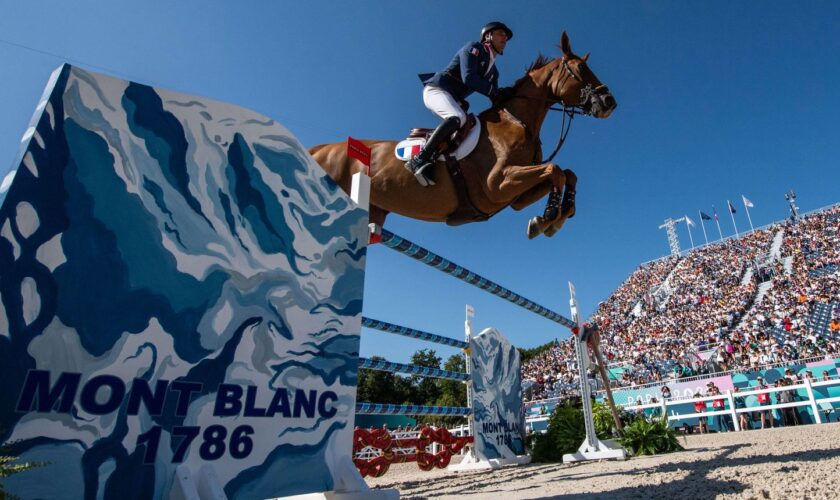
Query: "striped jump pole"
371 225 575 329
358 357 470 381
356 403 472 416
362 317 468 349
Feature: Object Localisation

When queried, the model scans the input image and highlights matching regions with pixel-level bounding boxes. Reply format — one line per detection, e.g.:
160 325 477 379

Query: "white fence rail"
525 377 840 432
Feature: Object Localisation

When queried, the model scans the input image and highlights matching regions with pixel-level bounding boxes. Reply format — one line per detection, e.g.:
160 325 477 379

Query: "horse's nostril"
605 95 616 108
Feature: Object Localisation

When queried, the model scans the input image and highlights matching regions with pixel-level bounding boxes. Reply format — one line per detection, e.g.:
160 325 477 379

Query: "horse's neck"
504 79 552 140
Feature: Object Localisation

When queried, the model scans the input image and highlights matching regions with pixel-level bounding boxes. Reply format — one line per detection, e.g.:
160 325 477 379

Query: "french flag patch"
394 139 425 161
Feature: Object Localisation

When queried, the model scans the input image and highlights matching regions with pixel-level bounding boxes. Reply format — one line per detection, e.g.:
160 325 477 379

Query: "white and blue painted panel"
0 65 368 499
470 328 525 458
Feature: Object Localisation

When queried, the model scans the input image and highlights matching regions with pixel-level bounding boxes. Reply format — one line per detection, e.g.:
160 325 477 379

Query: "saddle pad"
393 120 482 162
394 139 425 161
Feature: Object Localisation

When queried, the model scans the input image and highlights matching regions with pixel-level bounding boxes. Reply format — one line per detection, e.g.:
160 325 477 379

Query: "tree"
357 356 402 403
437 354 467 407
409 349 442 406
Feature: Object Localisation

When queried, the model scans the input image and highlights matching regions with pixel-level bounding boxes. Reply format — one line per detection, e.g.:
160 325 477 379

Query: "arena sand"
365 422 840 499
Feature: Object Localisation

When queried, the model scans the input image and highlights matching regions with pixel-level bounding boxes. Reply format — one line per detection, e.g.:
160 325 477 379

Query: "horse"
310 32 616 239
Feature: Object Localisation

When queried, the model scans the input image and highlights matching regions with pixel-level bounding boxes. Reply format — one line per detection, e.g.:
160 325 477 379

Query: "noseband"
560 58 611 115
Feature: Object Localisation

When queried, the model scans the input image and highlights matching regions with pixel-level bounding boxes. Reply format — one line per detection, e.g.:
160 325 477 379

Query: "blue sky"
2 1 839 364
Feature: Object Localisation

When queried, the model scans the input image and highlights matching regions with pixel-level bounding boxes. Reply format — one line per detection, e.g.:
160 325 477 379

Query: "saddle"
394 115 491 226
394 114 479 162
408 114 477 146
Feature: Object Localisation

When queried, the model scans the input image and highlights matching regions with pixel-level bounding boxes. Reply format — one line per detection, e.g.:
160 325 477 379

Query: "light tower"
659 217 686 256
784 189 800 220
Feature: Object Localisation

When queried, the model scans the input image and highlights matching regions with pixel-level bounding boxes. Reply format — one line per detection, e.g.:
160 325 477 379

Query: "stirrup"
404 158 435 187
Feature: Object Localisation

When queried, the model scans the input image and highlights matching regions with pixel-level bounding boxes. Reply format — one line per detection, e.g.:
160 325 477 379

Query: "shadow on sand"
383 439 840 499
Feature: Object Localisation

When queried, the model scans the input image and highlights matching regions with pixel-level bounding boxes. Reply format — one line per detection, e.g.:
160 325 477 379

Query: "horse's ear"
560 31 571 57
582 52 590 63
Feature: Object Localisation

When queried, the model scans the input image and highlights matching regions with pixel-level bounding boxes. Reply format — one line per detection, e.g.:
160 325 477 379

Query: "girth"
443 154 492 226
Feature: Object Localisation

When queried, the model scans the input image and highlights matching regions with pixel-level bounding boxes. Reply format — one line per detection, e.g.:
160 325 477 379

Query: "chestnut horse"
310 32 616 238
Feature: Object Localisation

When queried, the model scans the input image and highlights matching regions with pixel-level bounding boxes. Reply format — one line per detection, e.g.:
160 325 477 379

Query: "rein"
511 58 595 164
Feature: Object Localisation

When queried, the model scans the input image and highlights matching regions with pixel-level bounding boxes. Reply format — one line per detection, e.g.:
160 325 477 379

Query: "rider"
405 21 516 187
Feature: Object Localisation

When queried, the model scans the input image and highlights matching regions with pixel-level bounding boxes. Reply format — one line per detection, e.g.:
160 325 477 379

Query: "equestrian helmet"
481 21 513 41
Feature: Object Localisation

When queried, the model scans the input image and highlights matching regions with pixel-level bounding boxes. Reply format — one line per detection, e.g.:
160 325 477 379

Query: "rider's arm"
459 44 496 98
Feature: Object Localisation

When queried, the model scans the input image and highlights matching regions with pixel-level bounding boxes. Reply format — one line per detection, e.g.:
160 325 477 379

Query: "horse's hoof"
527 217 542 239
544 225 559 237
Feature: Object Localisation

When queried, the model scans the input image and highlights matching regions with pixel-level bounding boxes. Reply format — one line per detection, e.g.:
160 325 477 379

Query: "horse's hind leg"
370 205 389 228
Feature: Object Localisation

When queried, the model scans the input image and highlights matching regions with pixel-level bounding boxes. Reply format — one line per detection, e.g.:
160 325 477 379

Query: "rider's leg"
405 86 465 186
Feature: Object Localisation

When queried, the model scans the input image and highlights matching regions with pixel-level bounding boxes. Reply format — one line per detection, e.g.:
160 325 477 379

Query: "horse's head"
542 32 616 119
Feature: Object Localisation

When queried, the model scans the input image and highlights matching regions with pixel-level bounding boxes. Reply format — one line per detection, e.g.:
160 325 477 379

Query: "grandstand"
522 203 840 407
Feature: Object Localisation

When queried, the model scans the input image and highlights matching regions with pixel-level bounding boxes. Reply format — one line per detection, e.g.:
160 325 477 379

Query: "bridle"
513 57 611 163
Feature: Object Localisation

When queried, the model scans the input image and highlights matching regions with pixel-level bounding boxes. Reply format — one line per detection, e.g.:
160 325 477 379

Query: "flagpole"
699 210 709 245
728 200 739 238
713 206 723 241
743 196 755 232
685 218 695 248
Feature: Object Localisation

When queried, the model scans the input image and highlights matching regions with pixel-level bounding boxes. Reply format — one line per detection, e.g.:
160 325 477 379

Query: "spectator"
520 205 840 405
733 387 750 430
756 376 775 429
694 392 709 434
709 383 733 432
777 379 799 426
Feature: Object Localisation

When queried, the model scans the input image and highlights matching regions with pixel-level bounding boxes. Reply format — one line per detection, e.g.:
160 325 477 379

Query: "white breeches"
422 85 467 127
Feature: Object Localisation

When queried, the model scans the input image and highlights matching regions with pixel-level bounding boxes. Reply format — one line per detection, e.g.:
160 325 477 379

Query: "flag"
700 211 712 221
347 136 371 167
742 195 754 208
395 143 422 158
728 200 737 214
685 216 695 227
713 209 719 221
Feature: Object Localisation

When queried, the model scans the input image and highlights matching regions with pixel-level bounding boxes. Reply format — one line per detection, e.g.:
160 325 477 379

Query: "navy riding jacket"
420 42 499 101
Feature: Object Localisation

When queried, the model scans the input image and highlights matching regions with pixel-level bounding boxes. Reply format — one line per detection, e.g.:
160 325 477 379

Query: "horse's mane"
512 53 555 90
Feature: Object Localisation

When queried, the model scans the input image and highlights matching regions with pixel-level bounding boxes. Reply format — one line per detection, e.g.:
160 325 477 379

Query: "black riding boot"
404 116 460 187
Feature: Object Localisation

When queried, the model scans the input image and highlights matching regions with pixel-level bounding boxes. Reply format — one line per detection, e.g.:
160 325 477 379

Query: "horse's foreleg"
545 169 577 237
510 183 553 211
484 163 565 239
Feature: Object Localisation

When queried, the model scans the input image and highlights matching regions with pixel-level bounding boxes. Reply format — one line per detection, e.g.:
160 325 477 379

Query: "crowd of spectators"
522 205 840 403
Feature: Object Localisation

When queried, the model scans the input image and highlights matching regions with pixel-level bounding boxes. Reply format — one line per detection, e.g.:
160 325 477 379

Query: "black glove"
494 86 516 103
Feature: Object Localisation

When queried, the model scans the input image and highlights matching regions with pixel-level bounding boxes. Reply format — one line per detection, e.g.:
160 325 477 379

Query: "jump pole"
369 224 576 329
369 223 623 463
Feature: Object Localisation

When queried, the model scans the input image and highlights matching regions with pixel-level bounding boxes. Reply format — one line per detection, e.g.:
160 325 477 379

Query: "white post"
726 390 740 431
562 282 626 463
804 377 822 424
350 172 370 211
685 219 694 248
464 304 476 457
728 201 739 238
743 197 755 232
699 210 709 244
